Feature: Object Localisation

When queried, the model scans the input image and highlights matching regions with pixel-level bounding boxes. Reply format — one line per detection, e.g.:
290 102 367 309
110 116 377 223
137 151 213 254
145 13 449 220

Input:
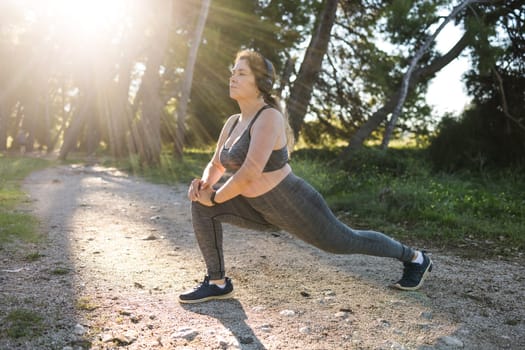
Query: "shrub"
428 106 525 172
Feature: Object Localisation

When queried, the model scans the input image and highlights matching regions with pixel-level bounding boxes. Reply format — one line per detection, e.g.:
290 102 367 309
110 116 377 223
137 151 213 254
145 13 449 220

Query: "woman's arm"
200 160 224 187
188 115 237 202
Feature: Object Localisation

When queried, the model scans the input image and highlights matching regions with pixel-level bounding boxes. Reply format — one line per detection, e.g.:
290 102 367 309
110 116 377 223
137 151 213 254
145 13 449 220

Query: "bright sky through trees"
20 0 127 47
426 24 471 115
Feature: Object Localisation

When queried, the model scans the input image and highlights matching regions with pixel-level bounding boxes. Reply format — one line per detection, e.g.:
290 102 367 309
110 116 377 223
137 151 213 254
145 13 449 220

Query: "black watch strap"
210 191 219 205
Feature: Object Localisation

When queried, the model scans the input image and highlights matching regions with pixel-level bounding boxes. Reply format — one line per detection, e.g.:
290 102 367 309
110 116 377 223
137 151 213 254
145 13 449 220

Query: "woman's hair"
235 49 295 151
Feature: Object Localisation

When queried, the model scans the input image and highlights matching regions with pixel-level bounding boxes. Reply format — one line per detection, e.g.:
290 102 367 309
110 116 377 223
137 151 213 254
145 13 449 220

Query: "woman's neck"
237 99 266 122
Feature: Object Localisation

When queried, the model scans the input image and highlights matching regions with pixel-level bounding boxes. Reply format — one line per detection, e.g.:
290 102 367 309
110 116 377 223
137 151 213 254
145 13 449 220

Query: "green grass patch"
3 309 44 338
24 252 45 262
0 155 52 244
0 213 39 243
50 266 71 275
76 297 99 311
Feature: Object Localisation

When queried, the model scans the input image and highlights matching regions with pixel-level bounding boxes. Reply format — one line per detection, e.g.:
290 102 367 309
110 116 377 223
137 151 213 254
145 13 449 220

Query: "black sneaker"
178 276 234 304
392 251 433 291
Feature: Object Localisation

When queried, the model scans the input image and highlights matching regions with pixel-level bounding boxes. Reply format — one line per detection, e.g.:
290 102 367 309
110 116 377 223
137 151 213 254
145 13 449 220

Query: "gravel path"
0 164 523 349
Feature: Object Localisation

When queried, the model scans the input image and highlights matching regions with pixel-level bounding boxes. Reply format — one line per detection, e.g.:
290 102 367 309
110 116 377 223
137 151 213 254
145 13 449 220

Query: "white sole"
178 291 235 304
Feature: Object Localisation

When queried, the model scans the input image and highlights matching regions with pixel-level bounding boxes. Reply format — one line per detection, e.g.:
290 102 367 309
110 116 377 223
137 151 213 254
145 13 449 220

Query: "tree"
428 0 525 170
300 0 443 149
131 0 172 166
380 0 489 149
287 0 339 140
173 0 211 159
339 31 471 159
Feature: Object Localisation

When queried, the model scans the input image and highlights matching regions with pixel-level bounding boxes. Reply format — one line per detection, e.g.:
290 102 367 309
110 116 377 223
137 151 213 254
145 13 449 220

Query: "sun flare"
22 0 128 44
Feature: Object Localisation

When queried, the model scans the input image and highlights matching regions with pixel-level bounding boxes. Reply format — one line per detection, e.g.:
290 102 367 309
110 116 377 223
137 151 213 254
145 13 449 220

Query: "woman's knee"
314 240 355 254
191 200 209 213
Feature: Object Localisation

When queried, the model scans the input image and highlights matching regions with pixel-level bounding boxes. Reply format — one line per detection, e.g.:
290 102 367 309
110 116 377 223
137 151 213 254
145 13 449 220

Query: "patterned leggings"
191 173 415 280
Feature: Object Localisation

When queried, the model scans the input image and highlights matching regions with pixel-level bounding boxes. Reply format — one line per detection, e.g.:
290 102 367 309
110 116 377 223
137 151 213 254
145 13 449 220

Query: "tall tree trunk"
49 79 68 153
0 99 6 151
338 31 471 160
59 99 90 160
381 0 482 149
287 0 338 140
104 20 137 159
21 94 37 153
173 0 211 160
105 59 133 158
85 104 101 156
133 0 172 166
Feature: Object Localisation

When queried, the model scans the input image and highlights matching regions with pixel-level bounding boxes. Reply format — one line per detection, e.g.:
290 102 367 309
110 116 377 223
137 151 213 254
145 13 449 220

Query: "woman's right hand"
187 178 209 201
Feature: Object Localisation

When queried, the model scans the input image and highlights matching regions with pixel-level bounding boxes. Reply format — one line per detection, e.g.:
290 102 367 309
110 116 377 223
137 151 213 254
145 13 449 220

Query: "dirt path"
0 164 523 349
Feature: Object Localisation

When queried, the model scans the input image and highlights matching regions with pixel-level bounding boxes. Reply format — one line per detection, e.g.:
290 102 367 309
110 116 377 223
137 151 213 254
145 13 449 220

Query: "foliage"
428 0 525 171
309 0 445 146
0 155 51 244
428 104 525 172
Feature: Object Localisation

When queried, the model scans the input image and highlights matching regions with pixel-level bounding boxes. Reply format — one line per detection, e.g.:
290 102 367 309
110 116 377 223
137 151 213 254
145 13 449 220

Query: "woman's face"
229 58 259 101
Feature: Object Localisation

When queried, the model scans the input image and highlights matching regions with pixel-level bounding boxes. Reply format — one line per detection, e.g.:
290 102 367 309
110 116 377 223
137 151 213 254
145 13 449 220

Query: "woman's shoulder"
221 113 240 129
255 106 283 124
228 112 241 119
226 113 241 124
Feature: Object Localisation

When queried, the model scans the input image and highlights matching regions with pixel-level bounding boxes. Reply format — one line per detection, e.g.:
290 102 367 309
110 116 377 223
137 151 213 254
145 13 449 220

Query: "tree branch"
492 67 525 132
380 0 484 149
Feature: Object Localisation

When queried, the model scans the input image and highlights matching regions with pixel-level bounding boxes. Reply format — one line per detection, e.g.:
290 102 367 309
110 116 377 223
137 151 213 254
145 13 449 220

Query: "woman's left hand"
188 178 209 201
197 187 215 207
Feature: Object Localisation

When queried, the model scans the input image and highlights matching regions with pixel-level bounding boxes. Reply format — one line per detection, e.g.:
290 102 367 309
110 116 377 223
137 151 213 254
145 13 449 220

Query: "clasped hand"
187 178 214 206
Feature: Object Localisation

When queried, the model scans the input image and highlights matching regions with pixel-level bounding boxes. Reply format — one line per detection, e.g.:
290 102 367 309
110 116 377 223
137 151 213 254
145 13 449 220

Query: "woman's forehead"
232 58 251 71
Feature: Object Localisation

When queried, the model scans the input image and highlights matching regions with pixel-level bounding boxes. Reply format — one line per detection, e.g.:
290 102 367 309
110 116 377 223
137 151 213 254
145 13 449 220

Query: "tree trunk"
173 0 211 160
59 101 89 160
43 91 52 151
85 105 101 156
381 0 481 149
106 58 133 158
338 31 471 160
287 0 338 140
21 94 37 153
0 99 6 151
133 0 172 166
104 19 137 159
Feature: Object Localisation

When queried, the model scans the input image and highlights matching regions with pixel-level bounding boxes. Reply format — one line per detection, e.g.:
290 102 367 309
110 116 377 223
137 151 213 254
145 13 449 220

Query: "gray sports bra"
220 105 289 173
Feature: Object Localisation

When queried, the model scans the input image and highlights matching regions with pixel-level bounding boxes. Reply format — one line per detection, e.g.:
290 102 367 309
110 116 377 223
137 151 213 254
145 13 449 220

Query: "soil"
0 163 523 349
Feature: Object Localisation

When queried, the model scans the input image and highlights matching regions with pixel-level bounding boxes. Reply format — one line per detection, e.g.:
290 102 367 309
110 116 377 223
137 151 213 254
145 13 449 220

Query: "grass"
0 155 52 244
24 252 45 262
76 297 99 312
3 309 44 338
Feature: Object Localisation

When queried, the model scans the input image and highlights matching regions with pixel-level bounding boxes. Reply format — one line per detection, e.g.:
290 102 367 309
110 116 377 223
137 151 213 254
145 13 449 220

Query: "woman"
179 50 432 303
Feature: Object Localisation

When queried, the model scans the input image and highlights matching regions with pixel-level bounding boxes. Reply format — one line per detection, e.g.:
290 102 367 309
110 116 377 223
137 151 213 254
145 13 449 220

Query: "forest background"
0 0 524 254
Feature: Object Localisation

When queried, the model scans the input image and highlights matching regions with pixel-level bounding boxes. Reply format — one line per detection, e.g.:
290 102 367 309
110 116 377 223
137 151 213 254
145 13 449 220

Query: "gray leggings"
191 173 415 280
